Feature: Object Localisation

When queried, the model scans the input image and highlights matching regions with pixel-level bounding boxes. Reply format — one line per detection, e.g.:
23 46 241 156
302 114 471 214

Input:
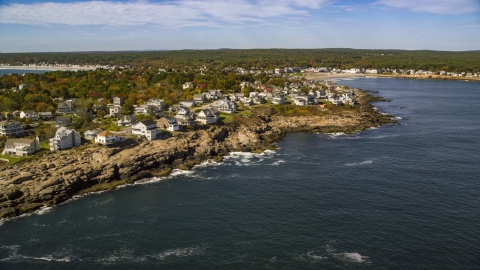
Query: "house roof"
84 128 103 135
97 130 115 137
5 138 36 146
141 119 157 126
0 120 20 126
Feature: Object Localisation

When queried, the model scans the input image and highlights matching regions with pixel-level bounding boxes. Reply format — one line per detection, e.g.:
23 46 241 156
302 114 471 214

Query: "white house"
272 94 285 105
2 138 40 156
95 130 126 145
49 127 81 151
365 69 382 74
183 82 194 89
109 105 122 118
117 115 137 126
113 97 124 106
294 95 309 106
20 110 38 121
174 107 196 126
146 98 165 112
132 119 160 141
157 116 179 131
196 109 217 125
213 98 237 114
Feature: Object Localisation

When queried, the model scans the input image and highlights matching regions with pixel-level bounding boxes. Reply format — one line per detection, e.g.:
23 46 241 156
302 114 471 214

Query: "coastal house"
132 120 160 141
117 115 137 126
56 100 75 114
196 109 217 125
95 130 126 145
55 116 72 127
206 89 222 100
174 107 196 126
0 120 23 137
194 94 206 104
294 95 309 106
19 110 38 121
146 99 165 112
241 97 255 106
109 105 122 118
49 127 81 151
157 116 179 131
272 94 285 105
113 97 124 106
213 98 237 114
2 138 40 156
135 104 162 116
84 128 103 140
38 112 53 120
183 82 194 89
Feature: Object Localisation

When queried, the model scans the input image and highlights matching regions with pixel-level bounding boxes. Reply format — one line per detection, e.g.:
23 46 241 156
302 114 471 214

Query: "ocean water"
0 69 52 76
1 78 479 269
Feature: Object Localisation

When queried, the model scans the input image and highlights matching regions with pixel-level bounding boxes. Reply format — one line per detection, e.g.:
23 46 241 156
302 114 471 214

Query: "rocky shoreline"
0 90 397 219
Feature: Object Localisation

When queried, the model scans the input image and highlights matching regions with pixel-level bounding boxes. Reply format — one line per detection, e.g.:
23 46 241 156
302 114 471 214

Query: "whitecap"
334 252 368 263
152 246 205 260
346 160 372 166
269 159 285 166
0 245 71 262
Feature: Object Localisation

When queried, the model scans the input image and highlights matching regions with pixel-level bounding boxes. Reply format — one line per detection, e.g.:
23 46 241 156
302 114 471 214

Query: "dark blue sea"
1 78 479 269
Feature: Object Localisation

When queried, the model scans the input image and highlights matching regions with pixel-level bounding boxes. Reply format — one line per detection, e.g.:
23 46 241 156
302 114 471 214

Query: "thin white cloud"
375 0 480 15
0 0 332 27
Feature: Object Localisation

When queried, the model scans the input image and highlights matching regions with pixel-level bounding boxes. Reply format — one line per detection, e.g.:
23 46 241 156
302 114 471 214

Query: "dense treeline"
1 49 480 72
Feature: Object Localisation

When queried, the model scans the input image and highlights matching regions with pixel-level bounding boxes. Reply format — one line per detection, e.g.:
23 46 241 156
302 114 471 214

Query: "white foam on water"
395 116 402 120
346 160 373 166
305 250 325 261
95 246 205 264
170 169 195 177
152 246 205 260
35 205 54 215
224 151 276 166
334 252 368 263
193 159 222 169
132 177 165 186
327 132 345 138
269 159 285 166
0 245 71 262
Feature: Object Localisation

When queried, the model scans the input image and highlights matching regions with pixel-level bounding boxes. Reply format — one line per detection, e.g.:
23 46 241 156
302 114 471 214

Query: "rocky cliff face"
0 90 396 218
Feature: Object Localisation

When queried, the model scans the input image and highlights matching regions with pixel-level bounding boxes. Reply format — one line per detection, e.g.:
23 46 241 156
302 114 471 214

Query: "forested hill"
1 49 480 73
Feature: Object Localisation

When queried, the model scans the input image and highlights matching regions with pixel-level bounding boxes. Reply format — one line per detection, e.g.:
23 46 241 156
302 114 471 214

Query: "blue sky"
1 0 479 52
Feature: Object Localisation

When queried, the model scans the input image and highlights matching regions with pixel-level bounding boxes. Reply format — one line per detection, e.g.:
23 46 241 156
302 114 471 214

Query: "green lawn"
219 113 234 123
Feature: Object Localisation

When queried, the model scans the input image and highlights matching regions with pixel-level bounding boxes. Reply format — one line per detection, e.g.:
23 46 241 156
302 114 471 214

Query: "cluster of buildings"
1 73 361 158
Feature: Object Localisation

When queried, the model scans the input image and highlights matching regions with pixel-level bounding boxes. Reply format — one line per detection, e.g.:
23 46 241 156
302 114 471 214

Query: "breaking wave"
346 160 373 166
298 247 369 264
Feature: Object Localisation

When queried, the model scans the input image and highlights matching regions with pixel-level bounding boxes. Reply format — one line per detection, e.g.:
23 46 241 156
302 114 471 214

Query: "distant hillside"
1 49 479 72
